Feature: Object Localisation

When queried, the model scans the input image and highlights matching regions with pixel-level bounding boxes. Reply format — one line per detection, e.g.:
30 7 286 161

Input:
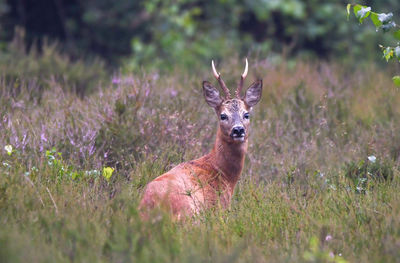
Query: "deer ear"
203 81 222 108
244 80 262 107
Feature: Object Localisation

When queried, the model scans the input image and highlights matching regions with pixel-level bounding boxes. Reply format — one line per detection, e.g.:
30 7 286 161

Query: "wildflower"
85 169 100 177
112 77 121 85
325 235 332 241
102 167 114 182
4 145 13 156
368 155 376 163
170 89 178 97
41 132 48 142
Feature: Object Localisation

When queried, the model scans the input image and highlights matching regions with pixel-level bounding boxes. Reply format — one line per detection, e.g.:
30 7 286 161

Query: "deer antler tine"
242 58 248 79
236 58 248 98
211 60 220 79
211 60 231 99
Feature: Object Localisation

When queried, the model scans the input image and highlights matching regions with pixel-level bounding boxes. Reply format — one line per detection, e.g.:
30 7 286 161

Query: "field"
1 56 400 262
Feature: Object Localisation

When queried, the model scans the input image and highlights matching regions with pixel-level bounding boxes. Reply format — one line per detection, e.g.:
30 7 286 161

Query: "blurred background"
1 0 399 73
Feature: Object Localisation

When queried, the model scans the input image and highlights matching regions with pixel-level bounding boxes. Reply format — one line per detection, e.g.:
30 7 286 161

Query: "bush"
0 28 107 96
344 156 394 193
1 59 400 262
3 1 400 69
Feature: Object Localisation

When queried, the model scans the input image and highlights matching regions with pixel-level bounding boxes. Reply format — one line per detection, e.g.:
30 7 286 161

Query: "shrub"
344 156 394 193
0 28 107 96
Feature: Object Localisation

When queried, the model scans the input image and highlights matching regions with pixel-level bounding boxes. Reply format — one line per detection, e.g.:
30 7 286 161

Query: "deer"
139 59 262 220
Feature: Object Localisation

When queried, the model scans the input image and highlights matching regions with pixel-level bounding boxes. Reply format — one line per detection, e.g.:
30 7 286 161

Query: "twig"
46 187 59 215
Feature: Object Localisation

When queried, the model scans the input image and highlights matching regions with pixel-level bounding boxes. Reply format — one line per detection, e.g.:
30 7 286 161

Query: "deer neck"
209 127 248 190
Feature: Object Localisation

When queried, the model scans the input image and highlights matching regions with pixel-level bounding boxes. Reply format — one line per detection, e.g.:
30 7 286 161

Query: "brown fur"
139 65 262 221
139 127 248 220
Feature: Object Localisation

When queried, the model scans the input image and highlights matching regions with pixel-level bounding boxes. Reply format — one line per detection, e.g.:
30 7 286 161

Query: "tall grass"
1 55 400 262
0 28 107 96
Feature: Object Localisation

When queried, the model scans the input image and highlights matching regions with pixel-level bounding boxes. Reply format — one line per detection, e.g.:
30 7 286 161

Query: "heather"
1 49 400 262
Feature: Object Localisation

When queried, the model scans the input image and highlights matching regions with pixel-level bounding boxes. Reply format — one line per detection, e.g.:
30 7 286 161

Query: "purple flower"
41 132 48 142
112 77 121 85
170 89 178 97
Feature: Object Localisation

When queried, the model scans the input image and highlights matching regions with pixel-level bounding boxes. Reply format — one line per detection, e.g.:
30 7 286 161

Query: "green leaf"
71 172 80 180
370 13 382 28
102 167 114 182
353 5 362 16
353 5 362 20
347 4 351 20
393 30 400 40
356 6 371 23
383 47 393 62
393 76 400 86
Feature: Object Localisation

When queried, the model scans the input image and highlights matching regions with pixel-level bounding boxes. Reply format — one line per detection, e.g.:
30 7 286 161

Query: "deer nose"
231 126 245 138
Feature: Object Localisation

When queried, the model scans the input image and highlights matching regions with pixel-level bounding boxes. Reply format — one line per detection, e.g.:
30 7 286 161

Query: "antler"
236 58 248 98
211 60 231 99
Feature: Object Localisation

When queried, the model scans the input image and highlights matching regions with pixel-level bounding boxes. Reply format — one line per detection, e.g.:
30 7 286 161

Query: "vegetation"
346 3 400 86
0 28 107 95
1 1 400 262
1 48 400 261
2 1 400 69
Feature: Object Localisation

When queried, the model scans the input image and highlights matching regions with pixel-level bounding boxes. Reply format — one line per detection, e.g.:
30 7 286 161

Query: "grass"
1 54 400 262
0 29 108 96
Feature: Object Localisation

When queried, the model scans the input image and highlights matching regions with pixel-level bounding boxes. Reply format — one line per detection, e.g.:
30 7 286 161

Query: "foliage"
344 156 394 193
0 28 108 95
1 58 400 261
2 1 400 70
347 3 400 86
4 145 12 156
303 236 348 263
102 167 114 182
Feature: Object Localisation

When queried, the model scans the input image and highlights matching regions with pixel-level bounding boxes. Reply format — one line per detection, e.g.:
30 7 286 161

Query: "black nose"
231 126 245 137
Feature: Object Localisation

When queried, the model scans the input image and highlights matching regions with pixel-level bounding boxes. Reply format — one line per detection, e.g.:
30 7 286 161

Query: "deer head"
202 59 262 143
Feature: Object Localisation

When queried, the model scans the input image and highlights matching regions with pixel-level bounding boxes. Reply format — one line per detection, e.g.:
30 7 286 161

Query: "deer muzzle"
231 126 245 141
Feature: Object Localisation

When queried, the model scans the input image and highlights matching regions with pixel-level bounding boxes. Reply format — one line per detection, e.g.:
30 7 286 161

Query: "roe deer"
139 59 262 220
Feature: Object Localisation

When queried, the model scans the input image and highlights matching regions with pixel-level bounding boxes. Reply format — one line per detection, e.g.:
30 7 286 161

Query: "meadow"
1 52 400 262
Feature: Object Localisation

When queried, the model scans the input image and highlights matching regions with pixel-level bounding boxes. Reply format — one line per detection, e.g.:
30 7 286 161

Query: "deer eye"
244 113 250 119
220 114 228 121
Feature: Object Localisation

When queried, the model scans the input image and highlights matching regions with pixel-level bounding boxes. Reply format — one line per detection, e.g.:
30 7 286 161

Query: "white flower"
4 145 13 156
368 155 376 163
